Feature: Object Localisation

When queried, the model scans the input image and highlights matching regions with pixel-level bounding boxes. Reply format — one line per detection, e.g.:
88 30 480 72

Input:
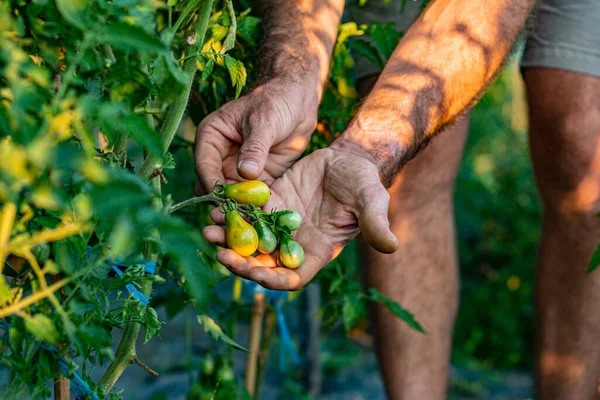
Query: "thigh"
525 68 600 215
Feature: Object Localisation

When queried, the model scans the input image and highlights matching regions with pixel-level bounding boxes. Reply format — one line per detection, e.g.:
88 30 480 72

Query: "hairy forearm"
336 0 535 186
256 0 344 100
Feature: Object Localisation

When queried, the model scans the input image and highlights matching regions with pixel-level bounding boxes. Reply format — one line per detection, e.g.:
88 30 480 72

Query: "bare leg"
363 118 468 400
525 68 600 400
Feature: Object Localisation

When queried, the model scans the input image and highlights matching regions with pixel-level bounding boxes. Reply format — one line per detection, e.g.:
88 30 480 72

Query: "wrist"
253 77 320 123
331 113 412 187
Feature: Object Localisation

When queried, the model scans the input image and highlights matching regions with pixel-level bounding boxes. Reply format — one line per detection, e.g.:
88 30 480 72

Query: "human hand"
194 79 318 194
202 140 399 290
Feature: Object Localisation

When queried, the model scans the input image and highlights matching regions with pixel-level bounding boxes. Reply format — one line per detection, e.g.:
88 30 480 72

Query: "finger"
195 114 234 192
357 185 399 254
249 252 323 291
215 249 275 281
203 226 227 247
210 207 225 224
237 112 277 180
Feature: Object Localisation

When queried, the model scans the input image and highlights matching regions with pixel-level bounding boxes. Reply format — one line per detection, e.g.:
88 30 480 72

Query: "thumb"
238 108 279 179
357 185 399 254
237 134 272 180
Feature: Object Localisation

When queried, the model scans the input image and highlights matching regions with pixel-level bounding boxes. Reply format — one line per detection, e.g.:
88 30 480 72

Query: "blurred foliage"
453 63 539 369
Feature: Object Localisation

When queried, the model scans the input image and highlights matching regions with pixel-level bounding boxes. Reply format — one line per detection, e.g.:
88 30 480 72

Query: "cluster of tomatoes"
214 180 305 269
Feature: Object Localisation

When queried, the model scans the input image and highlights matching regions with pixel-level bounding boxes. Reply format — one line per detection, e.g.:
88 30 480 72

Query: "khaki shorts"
345 0 600 79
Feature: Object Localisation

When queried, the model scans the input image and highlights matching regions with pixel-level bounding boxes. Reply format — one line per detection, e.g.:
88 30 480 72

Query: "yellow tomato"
225 210 258 256
224 180 270 206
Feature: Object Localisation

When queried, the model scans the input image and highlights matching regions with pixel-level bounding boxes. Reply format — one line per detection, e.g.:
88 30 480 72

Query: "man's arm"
256 0 344 100
195 0 343 190
334 0 535 186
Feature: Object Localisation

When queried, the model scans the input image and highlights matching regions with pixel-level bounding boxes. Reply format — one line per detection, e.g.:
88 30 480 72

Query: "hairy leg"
525 68 600 400
362 117 468 400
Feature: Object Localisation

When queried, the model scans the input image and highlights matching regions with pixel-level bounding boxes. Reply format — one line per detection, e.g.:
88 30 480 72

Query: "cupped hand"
203 141 399 290
194 79 317 193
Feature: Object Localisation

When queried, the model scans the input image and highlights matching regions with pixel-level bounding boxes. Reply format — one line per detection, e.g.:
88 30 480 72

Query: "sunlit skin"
203 147 398 290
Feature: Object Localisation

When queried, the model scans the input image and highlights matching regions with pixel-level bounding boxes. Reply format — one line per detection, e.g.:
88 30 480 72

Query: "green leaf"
221 1 236 52
201 58 215 81
224 55 247 98
366 22 401 60
108 217 136 260
98 104 163 155
197 314 248 352
236 15 260 47
88 170 153 218
122 114 163 155
143 307 164 344
351 39 384 70
342 292 365 331
588 244 600 273
56 0 87 30
24 314 59 346
99 23 167 54
368 288 426 333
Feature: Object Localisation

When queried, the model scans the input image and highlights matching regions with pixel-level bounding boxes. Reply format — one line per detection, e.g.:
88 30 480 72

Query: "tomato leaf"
99 23 168 54
224 55 247 98
368 288 426 333
197 314 248 352
56 0 88 30
24 315 59 346
351 39 384 70
342 292 365 331
588 244 600 273
221 0 237 52
366 22 401 60
201 58 215 81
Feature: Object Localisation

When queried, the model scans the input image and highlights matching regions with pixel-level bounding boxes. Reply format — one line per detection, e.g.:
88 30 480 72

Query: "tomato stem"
170 193 223 213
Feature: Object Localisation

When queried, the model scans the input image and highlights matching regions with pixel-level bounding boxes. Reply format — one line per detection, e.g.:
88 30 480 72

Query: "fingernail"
238 161 260 175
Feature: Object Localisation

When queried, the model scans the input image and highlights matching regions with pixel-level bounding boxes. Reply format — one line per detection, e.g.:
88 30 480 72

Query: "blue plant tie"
109 264 149 306
85 246 155 306
0 320 99 400
250 283 300 371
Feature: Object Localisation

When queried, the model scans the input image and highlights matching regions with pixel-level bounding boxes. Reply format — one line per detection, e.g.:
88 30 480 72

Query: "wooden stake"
245 292 265 396
254 308 276 400
53 275 70 400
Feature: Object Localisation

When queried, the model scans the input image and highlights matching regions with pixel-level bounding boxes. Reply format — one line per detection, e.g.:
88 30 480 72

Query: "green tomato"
225 211 258 257
201 354 215 376
217 364 235 382
279 236 305 269
275 210 302 231
224 180 270 206
254 221 277 254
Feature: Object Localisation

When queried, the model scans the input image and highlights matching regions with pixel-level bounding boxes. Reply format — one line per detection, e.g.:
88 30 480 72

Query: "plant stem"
170 194 221 213
98 177 163 394
138 0 214 180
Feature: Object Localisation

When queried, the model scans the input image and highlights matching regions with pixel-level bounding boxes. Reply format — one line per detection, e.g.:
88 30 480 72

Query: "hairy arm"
194 0 344 190
333 0 535 186
256 0 344 100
